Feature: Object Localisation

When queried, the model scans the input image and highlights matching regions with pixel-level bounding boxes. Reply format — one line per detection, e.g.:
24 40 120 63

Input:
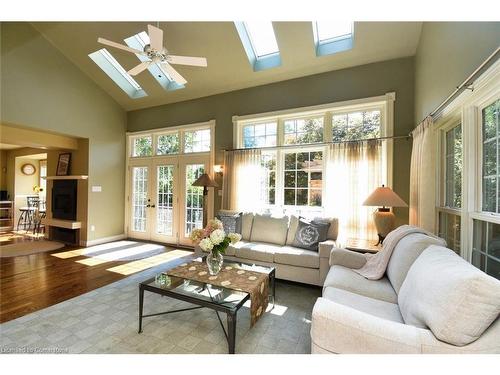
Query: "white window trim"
434 58 500 262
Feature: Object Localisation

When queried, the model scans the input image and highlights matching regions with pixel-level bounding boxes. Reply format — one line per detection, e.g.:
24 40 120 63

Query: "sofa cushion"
216 211 242 234
225 240 251 256
286 215 300 245
313 217 339 241
250 214 288 246
387 233 446 293
292 218 330 251
274 246 320 269
324 265 397 304
399 245 500 346
234 242 278 263
323 287 404 323
241 213 254 241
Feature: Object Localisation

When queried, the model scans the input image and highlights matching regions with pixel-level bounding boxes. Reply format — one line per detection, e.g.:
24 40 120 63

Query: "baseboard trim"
81 233 127 247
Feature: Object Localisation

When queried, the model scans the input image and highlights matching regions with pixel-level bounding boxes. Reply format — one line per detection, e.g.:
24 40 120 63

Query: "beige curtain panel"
222 149 263 211
325 140 383 240
409 116 436 232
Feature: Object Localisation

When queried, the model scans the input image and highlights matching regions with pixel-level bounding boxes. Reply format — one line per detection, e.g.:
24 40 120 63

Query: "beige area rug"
0 240 65 257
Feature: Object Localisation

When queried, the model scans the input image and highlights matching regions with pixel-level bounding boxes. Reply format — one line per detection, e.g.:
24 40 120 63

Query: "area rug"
0 260 320 354
0 240 65 257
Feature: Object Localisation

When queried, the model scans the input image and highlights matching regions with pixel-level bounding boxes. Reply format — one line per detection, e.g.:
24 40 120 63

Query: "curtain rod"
224 134 410 152
426 47 499 122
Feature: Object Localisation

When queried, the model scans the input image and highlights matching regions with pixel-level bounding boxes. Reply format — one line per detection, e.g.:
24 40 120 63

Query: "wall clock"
21 163 36 175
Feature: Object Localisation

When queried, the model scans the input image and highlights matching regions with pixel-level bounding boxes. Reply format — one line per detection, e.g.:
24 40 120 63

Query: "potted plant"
190 219 241 275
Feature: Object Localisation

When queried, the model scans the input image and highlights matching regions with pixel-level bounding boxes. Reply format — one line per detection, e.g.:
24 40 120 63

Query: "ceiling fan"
97 24 207 85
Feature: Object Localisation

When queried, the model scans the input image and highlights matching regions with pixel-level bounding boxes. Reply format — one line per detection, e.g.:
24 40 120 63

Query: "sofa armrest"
318 240 337 258
311 297 422 354
329 248 367 269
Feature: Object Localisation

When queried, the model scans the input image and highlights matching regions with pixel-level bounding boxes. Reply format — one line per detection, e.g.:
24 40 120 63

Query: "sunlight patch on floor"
51 240 139 259
106 249 192 275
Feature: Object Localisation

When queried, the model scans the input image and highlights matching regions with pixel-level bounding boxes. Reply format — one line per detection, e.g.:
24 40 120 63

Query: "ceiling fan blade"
160 62 187 85
148 24 164 52
127 61 151 76
97 37 145 55
168 55 207 67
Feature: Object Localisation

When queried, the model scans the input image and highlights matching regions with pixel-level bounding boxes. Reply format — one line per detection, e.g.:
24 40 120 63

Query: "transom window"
482 99 500 213
130 124 213 158
332 110 381 141
284 118 324 145
283 151 323 207
132 136 153 157
157 133 179 155
184 129 211 153
243 122 277 148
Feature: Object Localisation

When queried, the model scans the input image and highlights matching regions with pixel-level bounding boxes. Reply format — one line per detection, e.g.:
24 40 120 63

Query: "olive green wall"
0 151 7 191
128 57 415 225
1 22 127 242
414 22 500 124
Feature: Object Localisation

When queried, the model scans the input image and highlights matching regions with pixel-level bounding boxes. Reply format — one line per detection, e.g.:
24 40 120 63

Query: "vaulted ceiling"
32 22 422 111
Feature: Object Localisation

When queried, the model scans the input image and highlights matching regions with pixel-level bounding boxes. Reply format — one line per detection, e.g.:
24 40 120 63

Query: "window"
283 151 323 207
315 21 352 43
157 133 179 155
438 211 461 254
482 99 500 213
39 160 47 199
184 129 211 153
244 21 279 58
332 110 380 141
88 49 147 99
472 220 500 280
233 94 394 215
444 124 462 208
132 136 153 157
234 22 281 71
243 122 277 148
313 21 354 56
261 152 277 205
284 118 324 145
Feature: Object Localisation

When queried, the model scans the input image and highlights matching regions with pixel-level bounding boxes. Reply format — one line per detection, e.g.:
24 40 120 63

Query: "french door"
127 155 212 246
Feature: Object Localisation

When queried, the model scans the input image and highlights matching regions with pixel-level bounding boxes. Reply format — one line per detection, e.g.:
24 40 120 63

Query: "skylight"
244 21 279 57
88 48 146 99
234 22 282 72
124 31 184 92
315 21 352 43
313 21 354 57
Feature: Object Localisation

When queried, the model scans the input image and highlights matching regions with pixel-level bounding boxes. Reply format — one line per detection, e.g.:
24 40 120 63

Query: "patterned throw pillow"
292 218 330 251
216 212 243 234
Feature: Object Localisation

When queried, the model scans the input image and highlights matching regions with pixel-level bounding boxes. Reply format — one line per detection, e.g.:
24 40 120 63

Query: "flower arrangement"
190 218 241 255
190 218 242 275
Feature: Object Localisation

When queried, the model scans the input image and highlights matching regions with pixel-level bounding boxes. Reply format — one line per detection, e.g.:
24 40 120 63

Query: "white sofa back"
386 233 447 293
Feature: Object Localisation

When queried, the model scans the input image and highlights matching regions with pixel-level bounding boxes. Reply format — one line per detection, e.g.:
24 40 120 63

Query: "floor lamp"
192 173 218 228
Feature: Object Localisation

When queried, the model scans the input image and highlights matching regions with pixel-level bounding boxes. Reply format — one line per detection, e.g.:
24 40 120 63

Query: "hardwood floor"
0 233 193 323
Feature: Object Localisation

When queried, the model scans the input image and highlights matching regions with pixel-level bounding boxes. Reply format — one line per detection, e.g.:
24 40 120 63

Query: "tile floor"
0 265 321 354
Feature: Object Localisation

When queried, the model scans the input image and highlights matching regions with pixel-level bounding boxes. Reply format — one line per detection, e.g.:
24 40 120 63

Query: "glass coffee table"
138 258 276 354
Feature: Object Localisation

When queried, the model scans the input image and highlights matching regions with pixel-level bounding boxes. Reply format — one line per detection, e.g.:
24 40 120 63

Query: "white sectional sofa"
311 232 500 353
196 212 339 286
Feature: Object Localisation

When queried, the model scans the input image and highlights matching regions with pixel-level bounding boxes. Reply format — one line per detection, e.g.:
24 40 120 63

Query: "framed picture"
56 153 71 176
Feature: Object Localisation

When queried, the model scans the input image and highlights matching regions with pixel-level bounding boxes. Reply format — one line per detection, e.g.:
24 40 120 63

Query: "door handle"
151 204 156 208
146 204 151 208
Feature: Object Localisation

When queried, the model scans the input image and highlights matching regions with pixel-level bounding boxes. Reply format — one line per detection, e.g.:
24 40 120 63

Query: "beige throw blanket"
353 225 446 280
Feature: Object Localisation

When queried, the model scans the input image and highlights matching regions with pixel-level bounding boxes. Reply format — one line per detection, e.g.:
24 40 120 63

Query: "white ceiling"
32 22 423 111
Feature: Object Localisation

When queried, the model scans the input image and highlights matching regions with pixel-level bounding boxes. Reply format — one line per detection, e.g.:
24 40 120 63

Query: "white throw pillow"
286 215 300 245
398 245 500 346
241 212 254 241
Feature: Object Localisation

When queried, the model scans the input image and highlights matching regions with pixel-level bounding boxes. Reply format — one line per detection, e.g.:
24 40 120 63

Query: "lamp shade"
363 185 408 207
192 173 218 188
